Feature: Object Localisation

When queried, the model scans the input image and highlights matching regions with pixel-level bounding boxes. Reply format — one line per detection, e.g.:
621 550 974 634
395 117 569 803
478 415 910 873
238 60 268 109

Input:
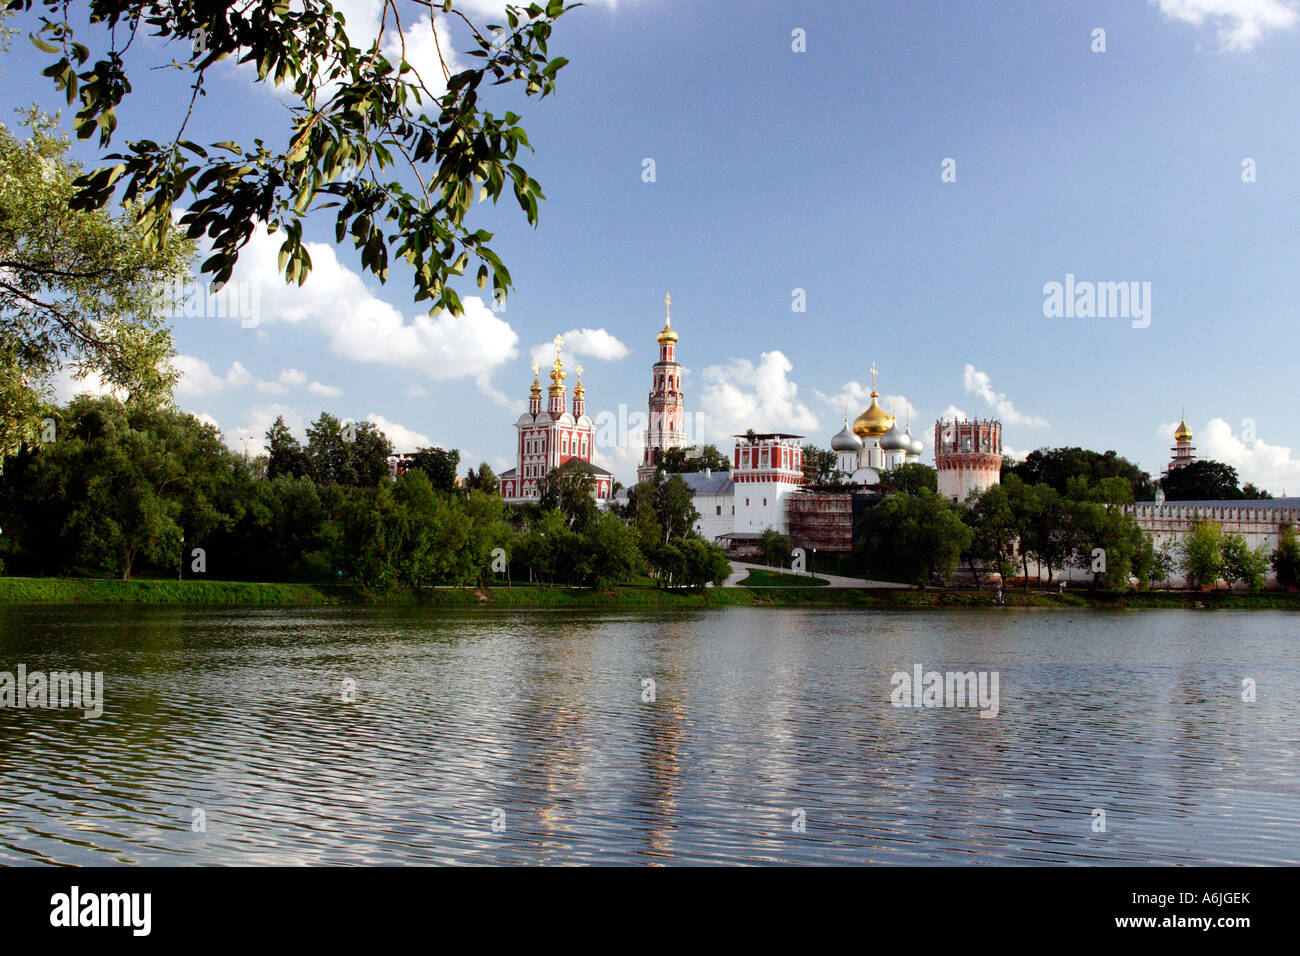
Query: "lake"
0 606 1296 865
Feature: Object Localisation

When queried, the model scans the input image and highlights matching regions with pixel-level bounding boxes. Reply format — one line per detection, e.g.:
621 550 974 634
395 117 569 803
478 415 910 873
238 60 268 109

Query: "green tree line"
0 396 731 590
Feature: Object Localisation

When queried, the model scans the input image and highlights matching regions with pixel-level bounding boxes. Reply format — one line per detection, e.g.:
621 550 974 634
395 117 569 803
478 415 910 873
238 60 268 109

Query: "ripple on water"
0 606 1297 864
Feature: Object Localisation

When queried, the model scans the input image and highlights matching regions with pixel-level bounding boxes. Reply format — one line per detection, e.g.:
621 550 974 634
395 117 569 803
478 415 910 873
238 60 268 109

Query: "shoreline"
1 577 1297 610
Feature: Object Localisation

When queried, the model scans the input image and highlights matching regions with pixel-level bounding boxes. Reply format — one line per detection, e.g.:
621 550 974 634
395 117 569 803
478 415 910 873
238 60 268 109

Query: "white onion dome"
880 421 909 452
905 423 924 457
831 420 863 452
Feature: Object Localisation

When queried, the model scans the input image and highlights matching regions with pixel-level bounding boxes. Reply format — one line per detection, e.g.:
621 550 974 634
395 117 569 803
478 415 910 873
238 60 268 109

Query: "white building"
678 470 735 541
729 432 804 536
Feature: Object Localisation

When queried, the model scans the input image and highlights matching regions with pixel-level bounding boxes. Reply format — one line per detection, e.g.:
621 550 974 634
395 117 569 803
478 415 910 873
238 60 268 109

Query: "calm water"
0 606 1297 865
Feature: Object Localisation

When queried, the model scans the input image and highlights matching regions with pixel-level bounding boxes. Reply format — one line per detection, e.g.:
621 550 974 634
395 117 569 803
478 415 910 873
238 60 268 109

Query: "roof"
671 471 735 495
733 432 803 440
718 532 763 540
1142 497 1300 510
555 457 613 477
498 467 516 478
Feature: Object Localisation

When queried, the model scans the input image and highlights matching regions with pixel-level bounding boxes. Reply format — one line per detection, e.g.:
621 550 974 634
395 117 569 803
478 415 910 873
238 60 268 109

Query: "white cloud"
173 355 341 399
696 350 821 442
474 373 518 409
46 367 126 403
224 225 519 383
226 403 306 456
384 14 464 100
1151 0 1298 50
528 327 629 370
366 413 432 453
306 381 343 398
404 384 428 398
962 364 1048 428
1181 417 1300 495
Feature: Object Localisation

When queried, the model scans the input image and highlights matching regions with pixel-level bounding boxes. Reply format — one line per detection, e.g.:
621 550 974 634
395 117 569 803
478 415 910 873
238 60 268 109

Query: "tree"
964 483 1017 586
1151 542 1177 590
339 483 402 590
574 510 643 588
855 490 973 587
1006 447 1156 501
1180 520 1225 590
801 443 839 484
1067 477 1147 589
518 509 577 585
1272 526 1300 590
1221 531 1269 593
1160 460 1245 501
757 527 793 568
0 113 191 462
12 0 576 316
464 461 498 493
660 444 730 473
0 395 238 578
1240 483 1273 500
996 476 1076 587
877 462 937 496
648 537 730 590
407 445 460 492
305 412 392 486
265 415 309 479
538 459 597 530
624 474 698 545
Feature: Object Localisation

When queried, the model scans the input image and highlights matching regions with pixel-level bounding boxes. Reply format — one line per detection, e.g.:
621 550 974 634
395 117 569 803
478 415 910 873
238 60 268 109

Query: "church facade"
497 335 614 503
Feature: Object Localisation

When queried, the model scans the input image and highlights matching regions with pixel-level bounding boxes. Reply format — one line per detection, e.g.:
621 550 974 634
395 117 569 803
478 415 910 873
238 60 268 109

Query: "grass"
0 576 1296 610
736 568 830 587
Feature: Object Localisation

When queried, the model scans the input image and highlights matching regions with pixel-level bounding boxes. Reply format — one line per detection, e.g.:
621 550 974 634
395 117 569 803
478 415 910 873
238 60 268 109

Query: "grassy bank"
1 576 1298 610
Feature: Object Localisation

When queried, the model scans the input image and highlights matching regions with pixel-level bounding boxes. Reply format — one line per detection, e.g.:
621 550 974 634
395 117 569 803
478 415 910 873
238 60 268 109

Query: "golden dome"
852 392 895 438
657 292 678 343
1174 415 1192 443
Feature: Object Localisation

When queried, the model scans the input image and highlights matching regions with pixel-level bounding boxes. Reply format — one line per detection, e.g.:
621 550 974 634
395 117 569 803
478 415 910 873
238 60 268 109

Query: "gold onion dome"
657 292 678 343
1174 413 1192 443
853 392 895 438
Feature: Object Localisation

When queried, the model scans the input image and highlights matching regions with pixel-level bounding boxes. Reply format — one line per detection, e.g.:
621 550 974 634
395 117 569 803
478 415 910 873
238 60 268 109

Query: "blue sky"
7 0 1300 491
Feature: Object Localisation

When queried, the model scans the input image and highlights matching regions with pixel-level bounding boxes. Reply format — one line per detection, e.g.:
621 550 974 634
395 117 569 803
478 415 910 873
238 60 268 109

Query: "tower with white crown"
934 418 1002 502
638 293 689 481
498 335 613 503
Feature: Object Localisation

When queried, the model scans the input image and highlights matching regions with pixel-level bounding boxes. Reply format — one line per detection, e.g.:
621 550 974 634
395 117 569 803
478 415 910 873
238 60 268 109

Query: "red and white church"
497 335 615 503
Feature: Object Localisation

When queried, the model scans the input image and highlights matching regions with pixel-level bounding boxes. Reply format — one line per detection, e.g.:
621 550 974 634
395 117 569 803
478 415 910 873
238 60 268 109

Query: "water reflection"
0 606 1296 864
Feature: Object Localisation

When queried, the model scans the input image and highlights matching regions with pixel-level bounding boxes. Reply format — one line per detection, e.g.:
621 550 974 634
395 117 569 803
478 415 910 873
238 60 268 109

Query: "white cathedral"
828 364 925 483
